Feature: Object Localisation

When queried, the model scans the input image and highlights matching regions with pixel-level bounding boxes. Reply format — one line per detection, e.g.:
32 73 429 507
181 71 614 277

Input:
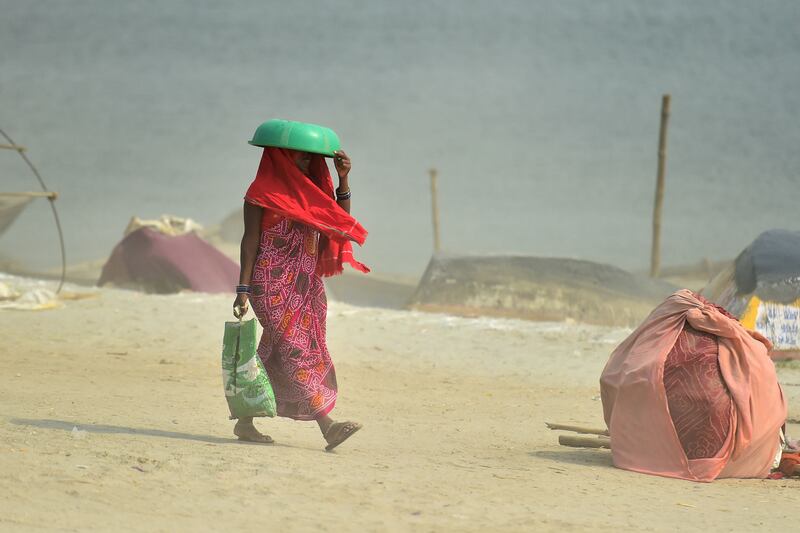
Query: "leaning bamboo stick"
650 93 671 278
546 422 609 436
429 168 441 253
0 191 58 199
558 435 611 449
0 143 27 152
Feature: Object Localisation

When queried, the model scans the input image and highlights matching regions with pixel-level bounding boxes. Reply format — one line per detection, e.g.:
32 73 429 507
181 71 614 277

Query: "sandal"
234 421 274 444
324 421 362 452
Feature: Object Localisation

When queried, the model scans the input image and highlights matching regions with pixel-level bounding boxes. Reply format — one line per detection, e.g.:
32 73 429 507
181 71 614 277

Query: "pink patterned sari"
249 218 337 421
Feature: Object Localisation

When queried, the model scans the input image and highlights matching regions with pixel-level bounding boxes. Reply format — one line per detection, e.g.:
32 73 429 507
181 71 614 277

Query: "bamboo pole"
0 143 27 152
558 435 611 449
545 422 609 436
0 127 66 293
0 191 58 199
429 168 441 253
650 94 671 278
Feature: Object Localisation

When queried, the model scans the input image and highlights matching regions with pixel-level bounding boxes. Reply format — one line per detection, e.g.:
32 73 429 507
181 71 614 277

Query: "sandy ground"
1 276 799 532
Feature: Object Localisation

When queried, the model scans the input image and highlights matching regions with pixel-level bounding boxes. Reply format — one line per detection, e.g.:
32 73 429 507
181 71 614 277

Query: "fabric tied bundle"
600 289 787 482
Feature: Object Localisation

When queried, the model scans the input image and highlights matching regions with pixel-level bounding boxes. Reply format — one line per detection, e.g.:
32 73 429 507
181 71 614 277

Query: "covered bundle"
98 227 238 293
600 290 786 482
704 229 800 359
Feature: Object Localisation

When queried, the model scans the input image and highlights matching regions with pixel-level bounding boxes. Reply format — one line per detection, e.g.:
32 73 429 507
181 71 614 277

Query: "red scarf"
244 147 369 277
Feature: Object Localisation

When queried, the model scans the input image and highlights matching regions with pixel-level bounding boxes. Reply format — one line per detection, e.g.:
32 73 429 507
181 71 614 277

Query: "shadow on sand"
12 418 244 446
529 448 614 469
10 418 328 451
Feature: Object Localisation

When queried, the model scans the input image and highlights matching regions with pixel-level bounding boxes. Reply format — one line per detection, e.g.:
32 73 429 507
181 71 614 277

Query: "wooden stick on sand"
546 422 612 449
558 435 611 449
545 422 609 437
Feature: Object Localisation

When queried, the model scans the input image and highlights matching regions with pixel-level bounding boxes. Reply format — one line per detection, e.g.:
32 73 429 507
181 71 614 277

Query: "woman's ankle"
316 415 334 434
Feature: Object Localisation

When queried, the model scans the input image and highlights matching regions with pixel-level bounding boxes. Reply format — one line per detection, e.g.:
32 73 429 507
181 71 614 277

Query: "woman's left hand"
233 293 249 319
334 150 351 180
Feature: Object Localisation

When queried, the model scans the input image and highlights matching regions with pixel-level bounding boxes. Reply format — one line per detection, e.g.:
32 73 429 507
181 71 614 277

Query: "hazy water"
2 0 799 277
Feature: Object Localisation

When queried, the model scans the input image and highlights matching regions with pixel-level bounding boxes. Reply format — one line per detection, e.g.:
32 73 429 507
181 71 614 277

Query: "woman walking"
232 120 368 451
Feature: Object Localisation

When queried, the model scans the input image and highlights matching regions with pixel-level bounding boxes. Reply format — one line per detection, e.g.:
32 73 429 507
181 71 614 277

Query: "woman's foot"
233 420 274 444
323 421 362 452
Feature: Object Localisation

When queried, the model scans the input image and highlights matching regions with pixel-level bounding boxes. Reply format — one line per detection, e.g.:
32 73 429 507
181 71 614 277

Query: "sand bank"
1 277 799 532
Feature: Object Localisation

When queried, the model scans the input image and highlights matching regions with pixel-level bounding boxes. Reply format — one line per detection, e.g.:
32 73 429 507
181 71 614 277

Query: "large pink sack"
600 289 786 482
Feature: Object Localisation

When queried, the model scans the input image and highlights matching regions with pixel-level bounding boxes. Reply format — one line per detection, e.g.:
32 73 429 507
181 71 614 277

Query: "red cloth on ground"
244 147 369 277
778 452 800 476
601 289 787 482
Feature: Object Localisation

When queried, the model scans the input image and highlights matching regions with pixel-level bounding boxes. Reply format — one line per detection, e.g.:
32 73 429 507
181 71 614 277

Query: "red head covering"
244 147 369 277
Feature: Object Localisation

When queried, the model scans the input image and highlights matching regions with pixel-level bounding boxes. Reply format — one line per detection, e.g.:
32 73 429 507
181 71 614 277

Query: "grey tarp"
734 229 800 303
0 194 34 236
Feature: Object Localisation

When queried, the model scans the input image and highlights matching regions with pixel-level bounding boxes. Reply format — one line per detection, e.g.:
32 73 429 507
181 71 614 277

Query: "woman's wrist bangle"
236 285 251 294
336 188 351 201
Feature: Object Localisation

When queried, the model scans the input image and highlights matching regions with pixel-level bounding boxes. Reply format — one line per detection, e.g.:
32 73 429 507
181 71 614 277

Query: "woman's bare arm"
239 201 263 285
336 174 351 214
233 201 262 317
334 150 352 214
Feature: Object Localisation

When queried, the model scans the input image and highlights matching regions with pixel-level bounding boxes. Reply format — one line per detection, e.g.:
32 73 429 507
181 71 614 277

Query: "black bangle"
236 285 251 294
336 189 351 201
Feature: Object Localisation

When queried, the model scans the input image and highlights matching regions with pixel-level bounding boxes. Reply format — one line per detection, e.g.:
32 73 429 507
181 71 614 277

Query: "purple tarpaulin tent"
98 227 238 293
